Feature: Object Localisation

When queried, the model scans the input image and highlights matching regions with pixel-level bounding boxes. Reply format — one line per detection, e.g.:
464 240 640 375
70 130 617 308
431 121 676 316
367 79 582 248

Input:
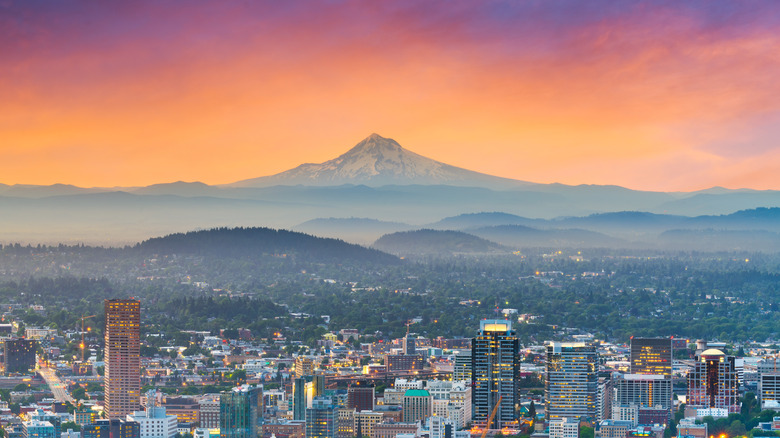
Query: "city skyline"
3 1 780 191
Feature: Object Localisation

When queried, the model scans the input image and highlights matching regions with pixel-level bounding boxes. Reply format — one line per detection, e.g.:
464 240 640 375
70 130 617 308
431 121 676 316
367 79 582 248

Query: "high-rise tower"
687 349 738 413
104 299 141 419
220 385 262 438
472 319 518 429
630 337 672 377
305 397 338 438
629 337 674 415
546 342 598 420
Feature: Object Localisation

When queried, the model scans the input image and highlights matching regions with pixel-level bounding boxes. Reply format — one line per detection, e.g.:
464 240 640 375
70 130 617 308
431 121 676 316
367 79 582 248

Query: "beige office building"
104 299 141 419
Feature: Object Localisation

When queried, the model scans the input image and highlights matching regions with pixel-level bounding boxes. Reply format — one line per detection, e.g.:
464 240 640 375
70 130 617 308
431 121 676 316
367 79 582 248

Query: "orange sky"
2 1 780 191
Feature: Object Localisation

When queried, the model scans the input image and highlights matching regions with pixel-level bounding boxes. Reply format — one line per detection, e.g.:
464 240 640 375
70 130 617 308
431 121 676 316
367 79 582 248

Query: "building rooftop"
480 319 513 332
701 349 725 357
623 374 668 380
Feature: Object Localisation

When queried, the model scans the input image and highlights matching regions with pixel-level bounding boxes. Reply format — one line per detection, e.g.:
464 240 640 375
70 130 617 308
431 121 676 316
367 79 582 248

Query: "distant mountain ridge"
1 133 779 245
307 208 780 252
136 227 399 264
293 217 414 245
373 229 507 256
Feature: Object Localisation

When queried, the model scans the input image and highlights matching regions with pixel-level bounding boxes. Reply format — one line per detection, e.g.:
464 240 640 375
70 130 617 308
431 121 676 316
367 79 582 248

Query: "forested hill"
374 229 507 255
134 227 399 264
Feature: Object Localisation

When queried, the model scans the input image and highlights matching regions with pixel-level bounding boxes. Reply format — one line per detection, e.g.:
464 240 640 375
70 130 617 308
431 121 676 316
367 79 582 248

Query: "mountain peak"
228 134 529 188
338 133 406 161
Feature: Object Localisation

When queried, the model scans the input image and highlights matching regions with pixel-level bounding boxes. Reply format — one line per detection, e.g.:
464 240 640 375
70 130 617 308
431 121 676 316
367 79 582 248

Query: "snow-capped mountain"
228 133 529 188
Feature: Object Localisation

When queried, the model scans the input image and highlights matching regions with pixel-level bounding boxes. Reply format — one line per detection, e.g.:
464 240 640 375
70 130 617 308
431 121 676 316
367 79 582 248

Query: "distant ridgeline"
133 227 399 264
373 229 507 256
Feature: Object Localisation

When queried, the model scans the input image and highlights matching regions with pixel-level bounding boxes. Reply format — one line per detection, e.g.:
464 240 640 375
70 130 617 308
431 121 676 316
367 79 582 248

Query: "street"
38 366 75 404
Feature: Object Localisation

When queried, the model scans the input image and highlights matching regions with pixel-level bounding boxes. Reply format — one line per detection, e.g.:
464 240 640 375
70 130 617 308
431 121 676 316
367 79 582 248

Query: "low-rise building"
198 394 221 429
597 420 632 438
127 399 178 438
82 419 141 438
23 421 56 438
549 417 579 438
677 419 707 438
262 421 305 438
163 397 200 425
74 411 98 427
354 411 383 438
372 422 419 438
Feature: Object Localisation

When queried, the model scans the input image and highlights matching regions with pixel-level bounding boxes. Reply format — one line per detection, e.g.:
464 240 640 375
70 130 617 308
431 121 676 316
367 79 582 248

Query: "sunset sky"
2 0 780 191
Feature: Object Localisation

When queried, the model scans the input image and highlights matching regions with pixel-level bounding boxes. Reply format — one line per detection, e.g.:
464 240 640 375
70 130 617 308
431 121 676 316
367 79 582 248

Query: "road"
38 366 75 404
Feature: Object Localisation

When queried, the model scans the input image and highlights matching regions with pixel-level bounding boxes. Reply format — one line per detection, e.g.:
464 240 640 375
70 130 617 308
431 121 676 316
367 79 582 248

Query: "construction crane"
481 395 503 438
79 315 96 362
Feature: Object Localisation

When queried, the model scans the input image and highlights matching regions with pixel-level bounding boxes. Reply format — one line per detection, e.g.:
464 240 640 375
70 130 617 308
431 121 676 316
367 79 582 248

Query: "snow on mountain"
228 133 529 188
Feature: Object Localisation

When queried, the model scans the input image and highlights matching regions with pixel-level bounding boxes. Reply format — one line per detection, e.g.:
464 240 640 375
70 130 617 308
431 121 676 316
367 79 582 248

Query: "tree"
61 422 81 432
222 329 239 340
726 420 746 437
528 401 536 420
72 387 87 400
228 369 247 382
742 392 758 418
141 345 161 357
580 426 594 438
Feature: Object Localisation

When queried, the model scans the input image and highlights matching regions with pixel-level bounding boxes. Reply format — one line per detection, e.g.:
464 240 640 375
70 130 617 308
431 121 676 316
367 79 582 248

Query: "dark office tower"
687 349 739 413
385 354 424 372
82 419 140 438
220 385 263 438
104 299 141 419
293 377 307 421
472 320 518 429
403 334 416 356
292 375 323 420
347 382 375 412
546 342 598 421
4 338 37 374
453 351 472 382
307 375 325 403
630 337 672 377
